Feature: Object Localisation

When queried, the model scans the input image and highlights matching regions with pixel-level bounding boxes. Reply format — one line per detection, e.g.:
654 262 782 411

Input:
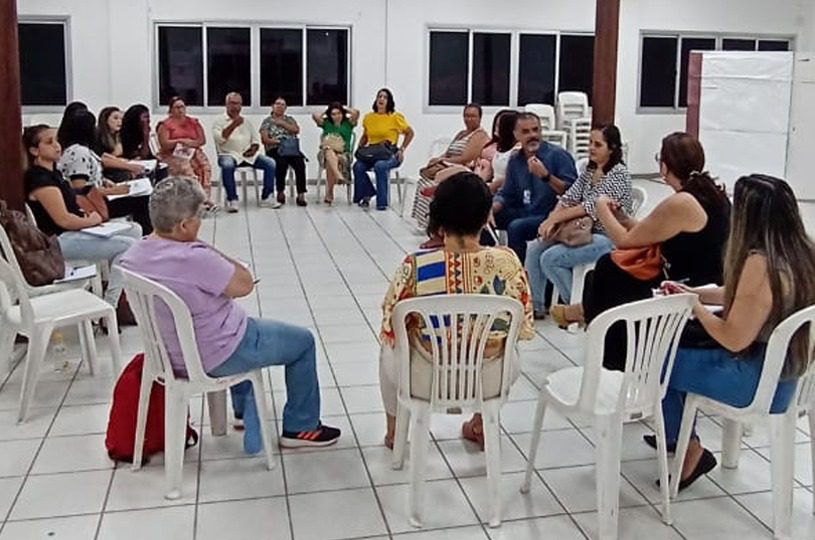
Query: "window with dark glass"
307 29 348 105
518 34 556 106
640 36 678 107
260 28 303 106
472 32 511 106
678 37 716 107
758 40 790 51
428 31 468 106
18 22 67 106
206 27 251 106
722 38 756 51
558 34 595 104
158 26 204 106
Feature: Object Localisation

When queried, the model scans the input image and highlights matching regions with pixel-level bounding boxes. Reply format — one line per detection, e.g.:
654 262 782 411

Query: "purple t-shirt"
120 238 248 375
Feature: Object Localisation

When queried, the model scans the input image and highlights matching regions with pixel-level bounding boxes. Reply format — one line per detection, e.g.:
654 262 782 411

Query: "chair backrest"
120 268 211 384
523 104 556 131
746 305 815 415
556 92 590 130
0 224 26 288
0 256 34 328
575 157 590 175
568 117 592 158
579 294 696 419
541 130 568 148
631 185 648 218
391 295 524 409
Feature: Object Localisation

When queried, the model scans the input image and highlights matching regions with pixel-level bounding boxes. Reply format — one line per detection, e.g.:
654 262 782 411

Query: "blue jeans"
353 154 401 209
525 234 614 309
58 222 142 306
208 317 320 433
493 206 547 262
662 346 798 444
217 155 277 201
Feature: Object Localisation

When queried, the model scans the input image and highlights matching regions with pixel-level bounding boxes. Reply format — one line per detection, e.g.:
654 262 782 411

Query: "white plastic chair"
0 257 121 422
524 104 556 131
791 341 815 517
121 268 275 500
670 305 815 540
522 294 696 540
390 295 525 528
316 132 356 204
569 117 592 160
217 166 261 207
542 130 568 148
631 185 648 217
557 91 590 131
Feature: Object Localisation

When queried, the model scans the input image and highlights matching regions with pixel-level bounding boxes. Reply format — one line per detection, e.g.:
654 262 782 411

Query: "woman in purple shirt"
120 177 340 449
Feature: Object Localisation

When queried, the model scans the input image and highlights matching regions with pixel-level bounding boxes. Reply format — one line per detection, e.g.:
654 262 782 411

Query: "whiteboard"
786 54 815 200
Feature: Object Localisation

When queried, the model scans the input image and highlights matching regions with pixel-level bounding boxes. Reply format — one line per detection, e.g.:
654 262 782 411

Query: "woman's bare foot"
461 413 485 451
384 414 396 450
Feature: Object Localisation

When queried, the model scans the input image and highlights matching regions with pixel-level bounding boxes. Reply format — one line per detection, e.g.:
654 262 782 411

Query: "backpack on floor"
105 353 198 463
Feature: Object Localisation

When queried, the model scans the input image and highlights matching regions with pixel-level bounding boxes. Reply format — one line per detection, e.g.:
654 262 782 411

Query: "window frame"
18 16 73 113
424 26 594 114
152 21 352 114
637 31 795 114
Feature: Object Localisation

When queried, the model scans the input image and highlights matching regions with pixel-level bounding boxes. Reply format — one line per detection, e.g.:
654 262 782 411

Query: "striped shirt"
559 162 632 233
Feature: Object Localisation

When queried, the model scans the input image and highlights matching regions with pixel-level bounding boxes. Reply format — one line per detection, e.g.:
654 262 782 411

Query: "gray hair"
516 111 540 125
149 176 206 233
225 91 242 104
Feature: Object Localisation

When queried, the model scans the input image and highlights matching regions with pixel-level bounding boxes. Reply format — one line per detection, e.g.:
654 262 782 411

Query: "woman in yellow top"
353 88 414 210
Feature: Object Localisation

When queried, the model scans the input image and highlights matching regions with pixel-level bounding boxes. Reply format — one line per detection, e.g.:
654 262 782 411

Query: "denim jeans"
217 154 276 201
525 234 614 308
58 222 142 306
493 206 547 262
662 346 797 444
353 154 401 209
208 317 320 433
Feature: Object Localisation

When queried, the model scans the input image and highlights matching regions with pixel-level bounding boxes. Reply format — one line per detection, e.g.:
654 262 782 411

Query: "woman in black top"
23 125 141 308
550 132 731 370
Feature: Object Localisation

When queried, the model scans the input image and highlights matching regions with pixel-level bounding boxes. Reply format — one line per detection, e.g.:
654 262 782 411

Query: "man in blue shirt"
490 112 577 261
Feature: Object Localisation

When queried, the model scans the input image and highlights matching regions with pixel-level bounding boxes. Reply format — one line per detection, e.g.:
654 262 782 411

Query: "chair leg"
253 171 260 207
520 395 548 493
391 402 410 470
408 405 431 528
17 328 51 423
483 402 503 528
104 311 122 376
79 320 97 375
721 418 742 469
206 390 228 437
770 411 797 540
670 399 699 498
316 167 323 202
250 371 276 471
163 388 188 500
808 409 815 515
132 368 155 471
654 403 673 525
595 415 623 540
0 324 16 374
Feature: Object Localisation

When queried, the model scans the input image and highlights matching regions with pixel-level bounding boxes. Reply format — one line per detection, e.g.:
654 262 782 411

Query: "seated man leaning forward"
379 171 535 450
490 112 577 261
212 92 278 213
120 176 340 449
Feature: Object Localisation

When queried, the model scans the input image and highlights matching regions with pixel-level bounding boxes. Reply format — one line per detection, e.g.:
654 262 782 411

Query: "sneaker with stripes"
279 423 341 448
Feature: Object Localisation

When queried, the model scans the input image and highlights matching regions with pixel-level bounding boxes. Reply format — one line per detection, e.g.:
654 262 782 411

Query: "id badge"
523 189 531 206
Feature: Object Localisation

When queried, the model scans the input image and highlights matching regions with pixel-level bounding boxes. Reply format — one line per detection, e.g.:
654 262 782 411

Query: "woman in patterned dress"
379 171 535 450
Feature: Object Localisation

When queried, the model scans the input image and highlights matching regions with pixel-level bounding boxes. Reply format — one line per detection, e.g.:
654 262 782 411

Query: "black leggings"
267 147 307 194
106 196 152 235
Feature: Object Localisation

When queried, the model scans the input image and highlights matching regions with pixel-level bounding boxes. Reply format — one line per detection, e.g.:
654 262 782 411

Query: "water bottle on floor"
51 331 70 372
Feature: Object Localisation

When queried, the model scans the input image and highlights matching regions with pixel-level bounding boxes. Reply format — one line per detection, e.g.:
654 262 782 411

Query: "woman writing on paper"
23 125 141 308
96 106 147 182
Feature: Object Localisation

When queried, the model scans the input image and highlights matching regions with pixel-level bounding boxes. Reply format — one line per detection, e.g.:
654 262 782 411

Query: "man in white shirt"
212 92 278 212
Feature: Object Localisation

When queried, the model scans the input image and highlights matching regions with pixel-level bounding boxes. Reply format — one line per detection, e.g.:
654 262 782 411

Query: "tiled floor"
1 182 814 540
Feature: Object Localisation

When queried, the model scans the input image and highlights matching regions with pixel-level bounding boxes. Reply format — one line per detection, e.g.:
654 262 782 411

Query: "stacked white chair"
541 130 568 148
556 91 590 131
522 294 696 540
524 104 556 131
670 305 815 540
121 268 275 500
390 295 525 528
569 117 592 160
0 257 121 422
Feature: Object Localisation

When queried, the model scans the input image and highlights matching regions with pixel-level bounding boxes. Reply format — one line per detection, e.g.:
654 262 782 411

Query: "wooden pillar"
0 0 23 211
592 0 621 127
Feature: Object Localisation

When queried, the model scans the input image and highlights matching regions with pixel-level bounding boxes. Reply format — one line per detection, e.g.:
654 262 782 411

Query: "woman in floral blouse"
379 170 534 450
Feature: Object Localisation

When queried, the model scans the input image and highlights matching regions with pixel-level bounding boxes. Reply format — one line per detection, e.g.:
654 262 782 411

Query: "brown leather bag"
610 245 665 281
552 216 594 247
0 200 65 286
75 187 110 221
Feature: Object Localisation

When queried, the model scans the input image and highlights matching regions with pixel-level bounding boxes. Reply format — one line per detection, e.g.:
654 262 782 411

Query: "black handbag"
278 137 302 157
355 142 397 163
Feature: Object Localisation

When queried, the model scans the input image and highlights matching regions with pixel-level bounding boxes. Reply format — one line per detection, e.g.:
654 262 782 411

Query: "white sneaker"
261 198 283 209
226 200 239 213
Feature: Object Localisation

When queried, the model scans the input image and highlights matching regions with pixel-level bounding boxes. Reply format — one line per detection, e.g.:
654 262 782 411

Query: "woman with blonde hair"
654 174 815 490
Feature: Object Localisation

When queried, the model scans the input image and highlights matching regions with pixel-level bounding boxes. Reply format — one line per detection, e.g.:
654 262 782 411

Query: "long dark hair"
22 124 52 169
58 110 97 149
723 174 815 376
588 124 624 174
56 101 89 147
372 88 395 113
121 104 150 159
323 101 348 124
659 132 727 209
97 106 121 154
492 110 519 153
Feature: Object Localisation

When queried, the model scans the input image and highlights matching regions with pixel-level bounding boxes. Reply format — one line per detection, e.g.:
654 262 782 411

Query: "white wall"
17 0 809 179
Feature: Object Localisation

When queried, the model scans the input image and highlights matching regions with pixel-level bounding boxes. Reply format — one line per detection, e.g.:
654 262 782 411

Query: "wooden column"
0 0 23 211
592 0 621 127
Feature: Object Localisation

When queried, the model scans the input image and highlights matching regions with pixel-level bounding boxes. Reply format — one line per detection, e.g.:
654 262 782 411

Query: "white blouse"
58 144 104 187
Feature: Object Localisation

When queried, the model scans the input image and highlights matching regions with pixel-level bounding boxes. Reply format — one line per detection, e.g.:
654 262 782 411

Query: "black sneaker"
279 423 341 448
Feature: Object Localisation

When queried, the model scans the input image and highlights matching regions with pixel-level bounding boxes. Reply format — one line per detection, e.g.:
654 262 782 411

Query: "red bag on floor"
105 353 198 463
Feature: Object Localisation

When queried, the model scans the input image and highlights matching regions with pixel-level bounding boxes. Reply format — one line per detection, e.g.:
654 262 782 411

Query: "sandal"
461 417 485 451
384 434 394 450
550 304 583 330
